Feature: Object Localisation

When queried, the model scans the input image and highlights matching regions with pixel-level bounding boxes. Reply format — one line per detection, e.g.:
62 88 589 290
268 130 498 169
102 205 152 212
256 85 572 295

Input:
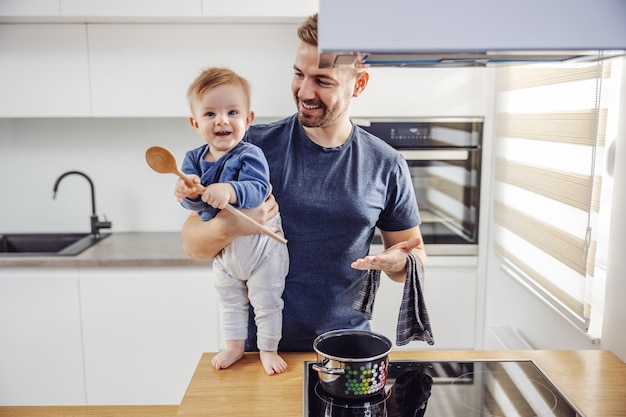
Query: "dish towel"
352 252 434 346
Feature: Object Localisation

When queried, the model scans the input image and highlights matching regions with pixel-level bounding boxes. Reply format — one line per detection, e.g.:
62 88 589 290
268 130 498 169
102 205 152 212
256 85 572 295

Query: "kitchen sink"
0 232 111 256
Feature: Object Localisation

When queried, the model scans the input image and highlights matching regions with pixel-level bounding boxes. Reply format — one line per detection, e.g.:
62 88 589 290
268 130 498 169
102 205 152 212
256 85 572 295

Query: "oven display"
391 127 430 141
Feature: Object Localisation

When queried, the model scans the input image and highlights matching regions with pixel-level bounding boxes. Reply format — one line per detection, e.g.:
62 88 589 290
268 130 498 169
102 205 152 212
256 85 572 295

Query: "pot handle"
312 362 346 375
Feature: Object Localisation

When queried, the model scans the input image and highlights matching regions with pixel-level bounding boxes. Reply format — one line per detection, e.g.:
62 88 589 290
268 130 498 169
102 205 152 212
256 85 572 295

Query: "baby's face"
191 83 253 159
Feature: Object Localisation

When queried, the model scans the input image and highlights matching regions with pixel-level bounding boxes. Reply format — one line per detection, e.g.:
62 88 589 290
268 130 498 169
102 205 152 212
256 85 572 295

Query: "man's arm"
181 194 280 261
181 211 233 261
351 226 427 282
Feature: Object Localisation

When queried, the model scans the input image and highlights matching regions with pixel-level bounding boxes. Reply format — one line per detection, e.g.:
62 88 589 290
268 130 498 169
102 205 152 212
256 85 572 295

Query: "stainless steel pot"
312 329 392 399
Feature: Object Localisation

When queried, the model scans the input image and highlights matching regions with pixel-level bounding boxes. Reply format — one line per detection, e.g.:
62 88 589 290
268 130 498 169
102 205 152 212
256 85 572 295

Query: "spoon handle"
222 205 287 245
177 170 287 245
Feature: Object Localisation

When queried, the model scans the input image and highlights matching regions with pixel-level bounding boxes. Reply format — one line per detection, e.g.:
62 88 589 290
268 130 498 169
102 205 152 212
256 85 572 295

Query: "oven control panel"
390 126 431 141
358 119 482 149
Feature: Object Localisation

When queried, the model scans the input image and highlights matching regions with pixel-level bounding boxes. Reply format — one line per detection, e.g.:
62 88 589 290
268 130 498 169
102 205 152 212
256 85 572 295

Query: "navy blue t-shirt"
245 114 421 351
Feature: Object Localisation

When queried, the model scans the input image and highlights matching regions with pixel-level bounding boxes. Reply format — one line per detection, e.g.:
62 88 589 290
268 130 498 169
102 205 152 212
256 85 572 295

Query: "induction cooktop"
303 360 584 417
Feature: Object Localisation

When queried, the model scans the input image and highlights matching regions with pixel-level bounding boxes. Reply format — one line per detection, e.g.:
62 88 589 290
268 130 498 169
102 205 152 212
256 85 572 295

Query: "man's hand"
351 234 425 282
227 193 280 236
181 193 280 261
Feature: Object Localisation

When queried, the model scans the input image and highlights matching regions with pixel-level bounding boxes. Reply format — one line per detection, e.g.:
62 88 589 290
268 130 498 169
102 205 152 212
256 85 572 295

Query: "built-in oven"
359 117 483 256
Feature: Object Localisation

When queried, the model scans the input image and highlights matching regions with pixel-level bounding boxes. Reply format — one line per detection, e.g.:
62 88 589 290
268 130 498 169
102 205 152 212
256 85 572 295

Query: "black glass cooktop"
304 360 584 417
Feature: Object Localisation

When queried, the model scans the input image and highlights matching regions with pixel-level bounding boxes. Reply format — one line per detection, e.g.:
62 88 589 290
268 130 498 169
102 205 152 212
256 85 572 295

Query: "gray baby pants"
212 214 289 352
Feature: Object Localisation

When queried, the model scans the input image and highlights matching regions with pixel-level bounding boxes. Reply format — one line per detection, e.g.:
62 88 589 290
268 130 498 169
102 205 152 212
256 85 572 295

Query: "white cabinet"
0 265 218 406
0 24 91 117
0 268 85 406
369 256 478 350
60 0 202 17
0 0 317 19
79 266 218 405
0 0 59 16
87 23 298 117
203 0 317 18
0 22 298 117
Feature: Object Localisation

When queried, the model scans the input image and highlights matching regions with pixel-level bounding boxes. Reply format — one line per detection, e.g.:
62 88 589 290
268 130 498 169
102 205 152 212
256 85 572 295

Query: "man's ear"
353 72 370 97
189 117 199 129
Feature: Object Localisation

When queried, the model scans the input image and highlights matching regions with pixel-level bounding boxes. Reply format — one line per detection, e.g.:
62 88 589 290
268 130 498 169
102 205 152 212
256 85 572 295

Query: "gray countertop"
0 232 211 268
1 232 478 269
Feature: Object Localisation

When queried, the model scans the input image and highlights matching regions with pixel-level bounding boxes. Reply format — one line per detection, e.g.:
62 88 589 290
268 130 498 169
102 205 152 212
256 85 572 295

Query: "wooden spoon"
145 145 287 245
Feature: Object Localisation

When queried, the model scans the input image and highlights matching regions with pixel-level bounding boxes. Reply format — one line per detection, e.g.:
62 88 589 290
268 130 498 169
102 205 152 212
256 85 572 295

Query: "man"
181 13 426 352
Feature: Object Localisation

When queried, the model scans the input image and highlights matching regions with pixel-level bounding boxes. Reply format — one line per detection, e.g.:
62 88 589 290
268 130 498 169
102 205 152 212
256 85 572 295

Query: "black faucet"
53 170 112 238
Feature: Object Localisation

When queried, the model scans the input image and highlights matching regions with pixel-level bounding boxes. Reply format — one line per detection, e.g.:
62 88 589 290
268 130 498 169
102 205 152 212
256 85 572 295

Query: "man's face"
291 41 357 129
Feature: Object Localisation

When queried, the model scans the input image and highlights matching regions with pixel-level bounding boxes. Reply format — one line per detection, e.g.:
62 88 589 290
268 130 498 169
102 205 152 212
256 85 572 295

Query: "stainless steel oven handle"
398 149 469 161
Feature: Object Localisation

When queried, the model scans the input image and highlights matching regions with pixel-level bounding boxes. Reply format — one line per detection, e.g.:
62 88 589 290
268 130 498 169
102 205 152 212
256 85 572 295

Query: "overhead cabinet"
0 23 299 118
87 23 298 117
0 0 317 19
0 24 91 117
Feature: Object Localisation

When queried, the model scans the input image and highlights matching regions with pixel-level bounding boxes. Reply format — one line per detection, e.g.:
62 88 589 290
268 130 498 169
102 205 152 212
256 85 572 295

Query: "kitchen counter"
0 232 476 269
177 350 626 417
0 232 209 268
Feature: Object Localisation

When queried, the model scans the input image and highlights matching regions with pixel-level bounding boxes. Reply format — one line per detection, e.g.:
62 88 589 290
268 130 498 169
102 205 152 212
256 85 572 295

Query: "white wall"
600 65 626 361
0 118 196 233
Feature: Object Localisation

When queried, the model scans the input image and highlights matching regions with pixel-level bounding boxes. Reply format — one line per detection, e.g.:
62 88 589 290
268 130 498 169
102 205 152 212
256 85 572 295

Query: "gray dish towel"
353 252 434 346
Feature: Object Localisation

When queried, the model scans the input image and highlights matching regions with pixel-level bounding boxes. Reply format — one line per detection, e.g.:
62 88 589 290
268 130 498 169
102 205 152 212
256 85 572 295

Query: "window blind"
492 59 613 333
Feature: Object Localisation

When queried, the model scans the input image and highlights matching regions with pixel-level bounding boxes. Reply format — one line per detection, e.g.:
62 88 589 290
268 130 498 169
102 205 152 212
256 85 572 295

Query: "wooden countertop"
177 350 626 417
1 350 623 416
0 405 178 417
0 232 209 268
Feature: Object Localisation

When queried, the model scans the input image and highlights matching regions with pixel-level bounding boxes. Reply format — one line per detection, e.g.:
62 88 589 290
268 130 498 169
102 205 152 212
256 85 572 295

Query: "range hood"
318 0 626 68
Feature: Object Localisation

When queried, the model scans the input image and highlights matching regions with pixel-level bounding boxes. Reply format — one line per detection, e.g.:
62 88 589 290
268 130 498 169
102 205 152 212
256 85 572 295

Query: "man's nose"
297 78 315 100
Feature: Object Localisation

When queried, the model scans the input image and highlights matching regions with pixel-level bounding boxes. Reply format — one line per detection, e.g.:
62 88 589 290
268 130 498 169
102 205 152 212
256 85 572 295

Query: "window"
492 56 622 341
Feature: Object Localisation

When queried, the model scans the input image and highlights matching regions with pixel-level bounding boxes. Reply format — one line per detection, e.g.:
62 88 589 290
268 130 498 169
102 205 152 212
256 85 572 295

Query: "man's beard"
297 99 327 128
298 112 325 128
297 99 347 129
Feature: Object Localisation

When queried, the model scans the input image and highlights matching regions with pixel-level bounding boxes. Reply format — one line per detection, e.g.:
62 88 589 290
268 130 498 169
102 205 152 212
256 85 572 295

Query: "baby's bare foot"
260 350 287 375
211 347 244 370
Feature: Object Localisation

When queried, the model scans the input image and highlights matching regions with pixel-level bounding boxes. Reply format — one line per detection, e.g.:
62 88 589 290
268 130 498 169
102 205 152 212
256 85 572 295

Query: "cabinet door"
59 0 201 17
79 266 218 405
369 257 477 350
0 268 85 406
202 0 317 18
0 24 90 117
0 0 59 16
87 23 297 117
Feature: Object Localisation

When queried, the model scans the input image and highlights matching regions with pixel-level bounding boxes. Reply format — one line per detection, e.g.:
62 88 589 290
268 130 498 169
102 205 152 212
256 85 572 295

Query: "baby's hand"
174 175 201 202
202 183 236 209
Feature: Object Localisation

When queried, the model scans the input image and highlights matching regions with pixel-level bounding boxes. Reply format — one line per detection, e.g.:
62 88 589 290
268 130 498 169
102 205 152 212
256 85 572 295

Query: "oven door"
374 148 481 256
